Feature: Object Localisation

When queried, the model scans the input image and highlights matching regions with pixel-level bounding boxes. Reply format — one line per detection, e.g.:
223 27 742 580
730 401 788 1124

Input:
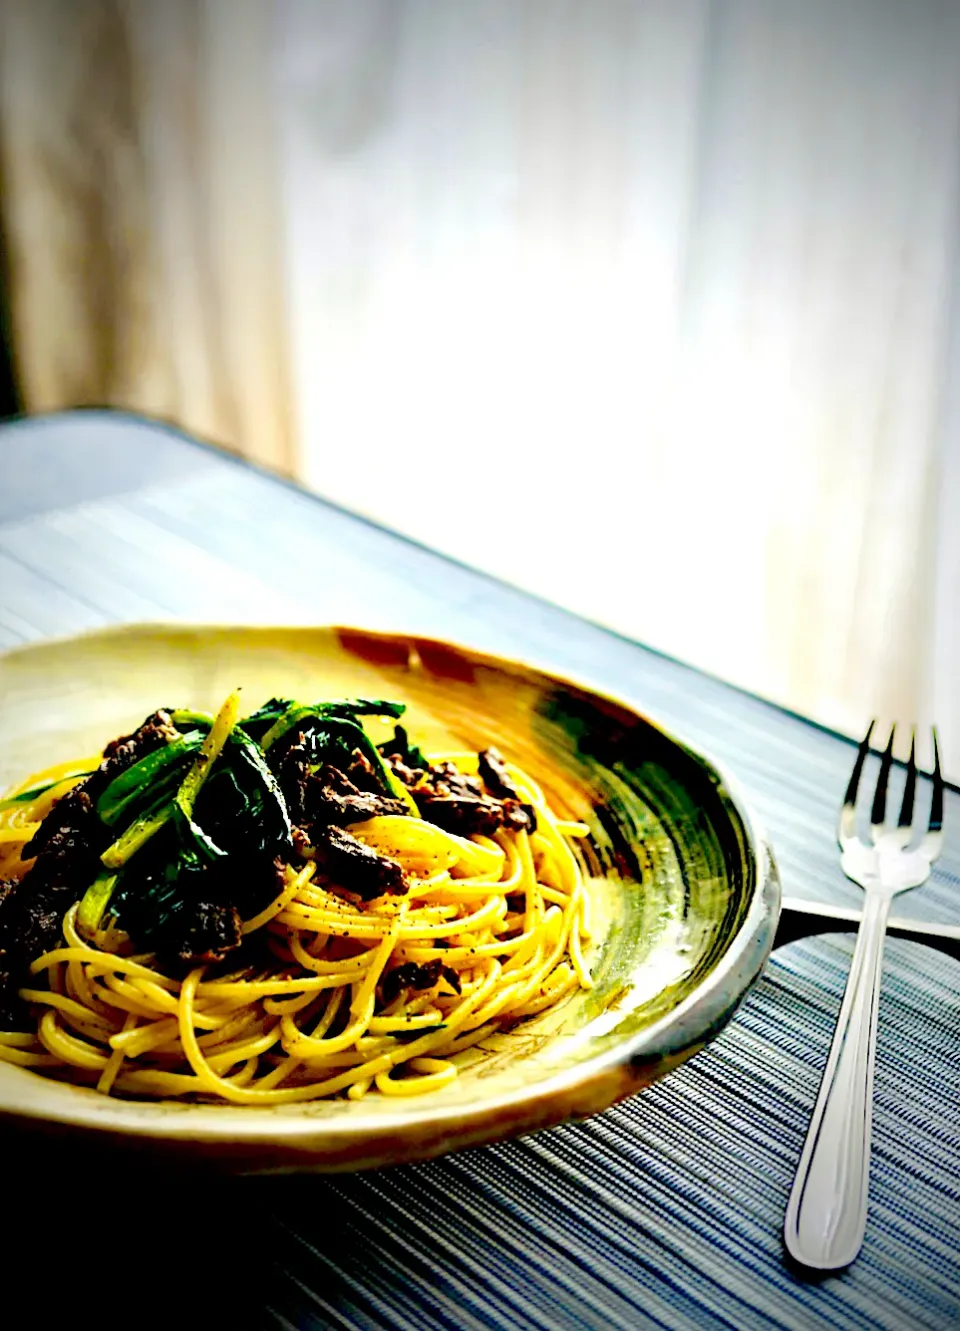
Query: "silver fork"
783 723 945 1271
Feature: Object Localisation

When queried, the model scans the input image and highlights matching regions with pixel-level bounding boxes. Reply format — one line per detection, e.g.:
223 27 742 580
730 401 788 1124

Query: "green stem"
171 708 213 730
0 768 95 812
96 732 203 826
77 871 119 934
99 793 174 870
100 689 241 869
176 689 241 819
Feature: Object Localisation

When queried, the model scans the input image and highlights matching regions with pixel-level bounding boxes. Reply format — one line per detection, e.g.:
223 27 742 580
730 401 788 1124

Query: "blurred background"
0 0 957 774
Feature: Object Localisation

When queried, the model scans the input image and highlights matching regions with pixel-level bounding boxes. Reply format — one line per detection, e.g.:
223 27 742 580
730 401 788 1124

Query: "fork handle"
783 889 891 1270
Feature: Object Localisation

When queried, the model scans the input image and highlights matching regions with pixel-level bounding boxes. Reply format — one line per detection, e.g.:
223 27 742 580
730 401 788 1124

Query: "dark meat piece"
21 709 178 860
431 755 536 832
412 791 535 836
0 789 102 1028
18 785 99 868
98 709 180 782
17 788 101 930
312 825 408 901
384 756 425 789
0 709 179 1025
385 756 482 798
276 739 406 829
345 748 382 794
308 764 407 828
505 799 537 833
0 877 19 925
478 747 521 801
154 899 242 966
21 708 178 882
386 752 536 836
500 798 537 830
0 882 22 1028
425 761 484 800
410 787 519 830
274 734 311 824
381 959 461 1005
407 777 535 830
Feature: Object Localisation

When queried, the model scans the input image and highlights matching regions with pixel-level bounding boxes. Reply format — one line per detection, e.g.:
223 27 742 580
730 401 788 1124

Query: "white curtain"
1 1 957 775
0 0 295 473
275 0 960 778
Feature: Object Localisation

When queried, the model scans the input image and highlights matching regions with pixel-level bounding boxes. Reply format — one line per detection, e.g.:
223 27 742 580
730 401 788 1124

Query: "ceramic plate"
0 625 779 1172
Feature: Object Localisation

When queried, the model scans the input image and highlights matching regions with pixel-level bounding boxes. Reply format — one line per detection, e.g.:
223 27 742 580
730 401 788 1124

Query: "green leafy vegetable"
263 708 417 813
236 697 294 742
379 724 427 769
170 708 214 731
0 769 95 812
77 871 119 934
176 690 242 817
78 691 414 951
173 806 227 864
207 728 293 861
98 790 172 872
258 699 406 752
96 731 205 826
100 690 241 870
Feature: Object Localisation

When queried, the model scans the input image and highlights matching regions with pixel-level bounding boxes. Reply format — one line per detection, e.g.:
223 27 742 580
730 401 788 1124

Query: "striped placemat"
258 934 960 1330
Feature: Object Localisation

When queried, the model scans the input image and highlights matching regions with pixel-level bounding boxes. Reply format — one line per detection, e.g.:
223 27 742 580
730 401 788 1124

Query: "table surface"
1 409 958 1330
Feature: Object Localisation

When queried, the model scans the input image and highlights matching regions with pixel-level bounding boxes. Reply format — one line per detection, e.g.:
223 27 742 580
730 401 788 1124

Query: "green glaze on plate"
0 624 780 1172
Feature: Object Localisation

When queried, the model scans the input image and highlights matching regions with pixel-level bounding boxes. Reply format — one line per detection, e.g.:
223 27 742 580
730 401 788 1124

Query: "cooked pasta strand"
1 740 594 1104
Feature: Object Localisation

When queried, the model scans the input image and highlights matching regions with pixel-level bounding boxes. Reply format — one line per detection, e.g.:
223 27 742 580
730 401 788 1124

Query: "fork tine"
843 721 875 808
929 727 944 834
870 724 896 828
839 721 875 846
897 727 917 828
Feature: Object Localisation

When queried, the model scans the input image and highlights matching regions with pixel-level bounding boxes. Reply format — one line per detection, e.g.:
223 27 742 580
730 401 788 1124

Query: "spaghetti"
0 695 592 1104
